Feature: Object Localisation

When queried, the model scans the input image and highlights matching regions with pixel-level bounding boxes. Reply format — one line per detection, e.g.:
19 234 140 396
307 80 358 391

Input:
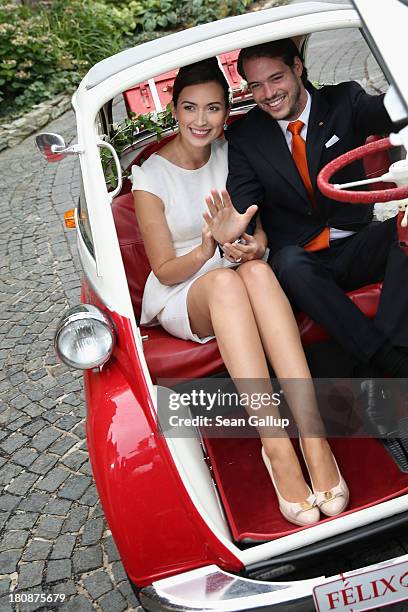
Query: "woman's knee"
238 259 278 286
205 268 246 300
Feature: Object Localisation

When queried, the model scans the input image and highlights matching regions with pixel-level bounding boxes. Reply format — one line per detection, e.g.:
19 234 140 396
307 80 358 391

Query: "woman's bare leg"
187 267 310 502
237 260 339 491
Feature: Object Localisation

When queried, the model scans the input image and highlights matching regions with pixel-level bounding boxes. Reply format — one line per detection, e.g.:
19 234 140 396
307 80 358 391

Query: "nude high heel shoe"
299 439 349 517
261 447 320 527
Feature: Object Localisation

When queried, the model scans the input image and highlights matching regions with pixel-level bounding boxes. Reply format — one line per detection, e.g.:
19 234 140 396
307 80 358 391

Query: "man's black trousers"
270 217 408 363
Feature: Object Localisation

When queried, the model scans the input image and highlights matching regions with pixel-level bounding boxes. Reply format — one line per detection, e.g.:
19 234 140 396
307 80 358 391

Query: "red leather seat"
111 192 226 381
112 191 382 382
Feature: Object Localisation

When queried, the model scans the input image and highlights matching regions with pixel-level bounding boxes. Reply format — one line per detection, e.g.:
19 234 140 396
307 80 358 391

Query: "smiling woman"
131 59 235 313
166 80 228 162
174 84 226 146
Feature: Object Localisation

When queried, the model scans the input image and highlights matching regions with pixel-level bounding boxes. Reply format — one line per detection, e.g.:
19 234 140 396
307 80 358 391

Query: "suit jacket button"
307 211 312 216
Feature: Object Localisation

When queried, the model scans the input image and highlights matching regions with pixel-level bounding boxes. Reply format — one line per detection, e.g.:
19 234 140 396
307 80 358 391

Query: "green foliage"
125 0 254 32
185 0 255 26
0 0 255 118
0 2 66 110
0 0 134 114
127 0 179 32
101 104 176 188
47 0 134 65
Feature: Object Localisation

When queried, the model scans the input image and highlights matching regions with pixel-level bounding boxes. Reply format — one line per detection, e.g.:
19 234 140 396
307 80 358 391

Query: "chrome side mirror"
35 132 83 162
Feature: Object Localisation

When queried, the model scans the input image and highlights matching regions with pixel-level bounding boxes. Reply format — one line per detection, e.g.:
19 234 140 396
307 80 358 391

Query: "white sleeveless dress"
131 139 235 343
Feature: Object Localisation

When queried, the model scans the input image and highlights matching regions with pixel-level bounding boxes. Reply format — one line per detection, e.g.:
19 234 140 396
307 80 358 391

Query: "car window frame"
77 172 95 259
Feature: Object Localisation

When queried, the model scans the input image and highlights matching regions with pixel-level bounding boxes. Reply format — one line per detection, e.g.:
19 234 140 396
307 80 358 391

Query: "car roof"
85 1 352 90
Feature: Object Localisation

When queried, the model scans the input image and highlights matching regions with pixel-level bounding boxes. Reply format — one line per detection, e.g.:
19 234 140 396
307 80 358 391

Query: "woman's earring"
223 122 228 131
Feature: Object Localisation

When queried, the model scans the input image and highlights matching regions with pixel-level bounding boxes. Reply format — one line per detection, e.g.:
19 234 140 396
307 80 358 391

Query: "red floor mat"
203 435 408 542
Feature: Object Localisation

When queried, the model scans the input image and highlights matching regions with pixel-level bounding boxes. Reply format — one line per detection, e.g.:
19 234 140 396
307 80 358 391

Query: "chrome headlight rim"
55 304 116 370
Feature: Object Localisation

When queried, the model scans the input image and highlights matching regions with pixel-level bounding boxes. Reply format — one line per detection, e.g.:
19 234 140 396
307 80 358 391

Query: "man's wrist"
257 245 266 258
219 236 245 252
251 237 266 259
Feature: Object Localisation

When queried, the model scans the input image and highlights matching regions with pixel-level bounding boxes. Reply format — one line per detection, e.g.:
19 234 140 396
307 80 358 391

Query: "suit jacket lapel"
253 110 310 203
306 87 333 192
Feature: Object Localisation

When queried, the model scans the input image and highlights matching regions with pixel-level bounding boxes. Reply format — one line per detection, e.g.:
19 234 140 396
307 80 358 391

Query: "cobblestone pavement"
0 108 141 611
1 3 408 612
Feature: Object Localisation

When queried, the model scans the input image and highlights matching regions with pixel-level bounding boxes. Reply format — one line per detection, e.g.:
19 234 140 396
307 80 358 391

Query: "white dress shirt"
277 91 355 242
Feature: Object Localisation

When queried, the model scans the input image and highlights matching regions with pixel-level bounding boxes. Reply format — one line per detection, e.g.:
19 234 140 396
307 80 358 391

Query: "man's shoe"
361 379 408 472
360 379 397 438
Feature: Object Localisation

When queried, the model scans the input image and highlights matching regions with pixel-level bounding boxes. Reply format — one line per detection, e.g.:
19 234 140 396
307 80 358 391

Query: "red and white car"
36 1 408 610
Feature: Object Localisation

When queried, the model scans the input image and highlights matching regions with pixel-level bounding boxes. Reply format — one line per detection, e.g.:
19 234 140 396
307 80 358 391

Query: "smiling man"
243 51 306 121
214 38 408 381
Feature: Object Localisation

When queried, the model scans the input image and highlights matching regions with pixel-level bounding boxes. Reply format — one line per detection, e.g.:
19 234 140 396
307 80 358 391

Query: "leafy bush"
0 0 255 118
0 2 66 111
183 0 255 27
0 0 134 114
125 0 254 32
47 0 135 66
127 0 179 32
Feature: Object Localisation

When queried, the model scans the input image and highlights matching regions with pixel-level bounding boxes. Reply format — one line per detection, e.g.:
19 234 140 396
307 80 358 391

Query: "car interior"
96 31 408 549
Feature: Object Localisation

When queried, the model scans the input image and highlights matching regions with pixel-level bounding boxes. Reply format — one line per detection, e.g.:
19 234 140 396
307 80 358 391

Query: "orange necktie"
287 120 329 252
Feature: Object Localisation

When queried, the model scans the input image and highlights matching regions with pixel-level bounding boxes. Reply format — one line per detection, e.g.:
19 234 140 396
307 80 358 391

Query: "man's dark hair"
237 39 309 85
172 58 230 108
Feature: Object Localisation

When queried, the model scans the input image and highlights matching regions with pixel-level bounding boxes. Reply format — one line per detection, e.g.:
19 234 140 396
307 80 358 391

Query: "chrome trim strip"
139 564 319 611
139 555 408 611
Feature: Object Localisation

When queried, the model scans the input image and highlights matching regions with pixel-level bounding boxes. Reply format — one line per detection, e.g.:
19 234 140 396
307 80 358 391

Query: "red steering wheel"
317 137 408 203
317 136 408 253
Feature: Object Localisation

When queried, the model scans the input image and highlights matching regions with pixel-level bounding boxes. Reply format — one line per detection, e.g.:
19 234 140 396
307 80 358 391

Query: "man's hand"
222 232 266 264
203 189 258 245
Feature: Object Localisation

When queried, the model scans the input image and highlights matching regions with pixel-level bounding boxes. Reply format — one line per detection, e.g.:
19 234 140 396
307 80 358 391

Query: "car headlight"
55 304 116 370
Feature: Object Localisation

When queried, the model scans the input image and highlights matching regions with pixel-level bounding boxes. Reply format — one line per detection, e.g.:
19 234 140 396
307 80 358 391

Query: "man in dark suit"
209 39 408 378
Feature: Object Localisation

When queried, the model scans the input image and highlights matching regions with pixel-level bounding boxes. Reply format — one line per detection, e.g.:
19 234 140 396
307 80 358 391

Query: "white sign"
313 560 408 611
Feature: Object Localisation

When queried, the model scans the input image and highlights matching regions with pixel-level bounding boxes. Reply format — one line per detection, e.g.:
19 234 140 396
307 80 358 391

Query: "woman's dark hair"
172 58 230 108
237 39 309 85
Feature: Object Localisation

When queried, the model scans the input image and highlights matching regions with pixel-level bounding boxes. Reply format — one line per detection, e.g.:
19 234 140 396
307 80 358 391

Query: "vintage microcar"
36 0 408 610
